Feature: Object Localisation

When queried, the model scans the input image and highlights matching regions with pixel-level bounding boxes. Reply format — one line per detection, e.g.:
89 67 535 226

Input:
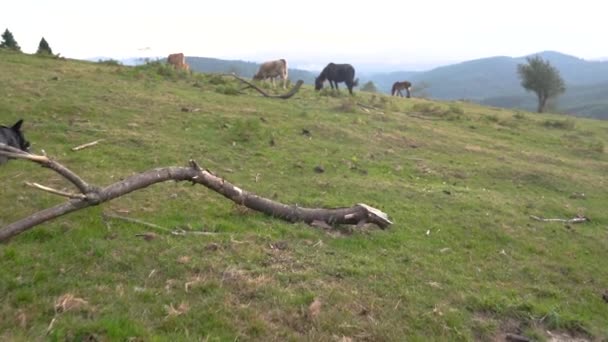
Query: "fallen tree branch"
72 139 103 151
228 73 304 99
0 149 392 242
1 143 94 194
356 102 384 112
530 215 589 224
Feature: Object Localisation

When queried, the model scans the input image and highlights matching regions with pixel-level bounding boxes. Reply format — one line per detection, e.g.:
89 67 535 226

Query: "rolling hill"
1 50 608 341
368 51 608 119
178 52 608 119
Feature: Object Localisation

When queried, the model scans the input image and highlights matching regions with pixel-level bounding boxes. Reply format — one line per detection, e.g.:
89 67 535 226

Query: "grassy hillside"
1 50 608 341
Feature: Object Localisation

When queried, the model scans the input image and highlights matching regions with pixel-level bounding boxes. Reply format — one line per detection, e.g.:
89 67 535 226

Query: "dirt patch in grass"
472 312 591 342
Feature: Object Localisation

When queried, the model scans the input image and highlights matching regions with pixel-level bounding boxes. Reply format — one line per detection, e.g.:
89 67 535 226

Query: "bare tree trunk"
537 94 547 113
0 145 392 242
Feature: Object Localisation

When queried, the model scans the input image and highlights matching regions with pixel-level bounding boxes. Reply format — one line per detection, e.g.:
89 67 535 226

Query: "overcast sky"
2 0 605 71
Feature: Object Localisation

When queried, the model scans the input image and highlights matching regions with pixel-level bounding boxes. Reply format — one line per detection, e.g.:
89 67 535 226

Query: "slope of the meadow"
1 50 607 341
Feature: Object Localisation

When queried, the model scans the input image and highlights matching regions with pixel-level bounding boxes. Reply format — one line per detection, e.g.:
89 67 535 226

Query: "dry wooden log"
0 144 391 242
530 215 589 223
228 73 304 99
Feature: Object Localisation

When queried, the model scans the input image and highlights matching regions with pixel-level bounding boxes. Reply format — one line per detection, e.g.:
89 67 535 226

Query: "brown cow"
253 59 288 88
167 53 189 71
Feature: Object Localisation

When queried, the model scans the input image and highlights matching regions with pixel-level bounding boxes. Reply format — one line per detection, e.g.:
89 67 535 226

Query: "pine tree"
0 29 21 51
36 37 53 55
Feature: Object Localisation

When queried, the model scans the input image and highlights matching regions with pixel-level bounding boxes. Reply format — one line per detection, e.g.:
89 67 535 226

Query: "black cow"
314 63 359 95
0 119 30 165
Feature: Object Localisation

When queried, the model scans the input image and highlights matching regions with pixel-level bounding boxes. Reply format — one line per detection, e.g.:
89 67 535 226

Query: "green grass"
1 49 608 341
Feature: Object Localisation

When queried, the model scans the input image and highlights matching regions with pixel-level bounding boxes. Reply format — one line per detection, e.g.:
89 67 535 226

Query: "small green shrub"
97 59 121 66
412 102 441 114
543 119 575 130
411 102 463 120
207 74 227 85
485 114 499 122
587 140 605 153
448 104 464 115
513 111 527 120
227 118 264 143
336 99 357 113
215 85 239 95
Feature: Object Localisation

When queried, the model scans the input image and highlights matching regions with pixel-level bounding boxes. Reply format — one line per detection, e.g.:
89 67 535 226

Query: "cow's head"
314 76 324 91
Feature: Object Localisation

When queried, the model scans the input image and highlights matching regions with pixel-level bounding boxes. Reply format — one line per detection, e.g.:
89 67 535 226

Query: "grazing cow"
315 63 359 95
167 53 189 71
391 81 412 98
0 119 30 165
253 59 288 88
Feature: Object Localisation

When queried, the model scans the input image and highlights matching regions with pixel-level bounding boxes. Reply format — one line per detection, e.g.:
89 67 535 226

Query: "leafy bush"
513 111 527 120
448 104 464 115
98 59 121 66
215 85 239 96
226 118 265 143
207 74 227 85
543 119 575 130
412 102 463 120
336 99 357 113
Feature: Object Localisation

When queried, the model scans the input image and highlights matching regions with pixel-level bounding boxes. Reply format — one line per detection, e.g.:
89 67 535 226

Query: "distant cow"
167 53 189 71
391 81 412 98
315 63 359 95
253 59 288 88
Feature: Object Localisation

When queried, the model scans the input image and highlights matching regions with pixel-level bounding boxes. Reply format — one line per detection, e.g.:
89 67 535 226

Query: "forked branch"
228 73 304 99
0 146 391 242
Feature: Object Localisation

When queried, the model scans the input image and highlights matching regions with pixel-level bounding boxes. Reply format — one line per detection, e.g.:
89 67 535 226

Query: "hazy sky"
2 0 605 70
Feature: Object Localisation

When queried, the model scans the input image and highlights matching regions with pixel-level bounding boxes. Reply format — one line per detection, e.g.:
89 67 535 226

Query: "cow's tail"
391 82 397 96
353 78 359 87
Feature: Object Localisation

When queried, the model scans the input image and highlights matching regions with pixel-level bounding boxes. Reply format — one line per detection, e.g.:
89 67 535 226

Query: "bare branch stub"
0 148 392 242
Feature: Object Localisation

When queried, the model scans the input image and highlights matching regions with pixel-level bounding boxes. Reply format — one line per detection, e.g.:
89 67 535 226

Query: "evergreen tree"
517 56 565 113
36 37 53 55
0 28 21 51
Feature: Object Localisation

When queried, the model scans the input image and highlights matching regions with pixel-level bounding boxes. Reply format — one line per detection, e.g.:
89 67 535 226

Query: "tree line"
1 28 53 55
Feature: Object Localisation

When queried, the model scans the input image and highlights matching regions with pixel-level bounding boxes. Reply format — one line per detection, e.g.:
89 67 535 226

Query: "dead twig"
46 316 57 335
71 139 103 151
530 215 589 223
25 182 86 199
104 212 219 237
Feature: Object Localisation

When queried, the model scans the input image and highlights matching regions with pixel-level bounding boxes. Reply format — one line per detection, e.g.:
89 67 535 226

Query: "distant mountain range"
91 51 608 119
365 51 608 119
